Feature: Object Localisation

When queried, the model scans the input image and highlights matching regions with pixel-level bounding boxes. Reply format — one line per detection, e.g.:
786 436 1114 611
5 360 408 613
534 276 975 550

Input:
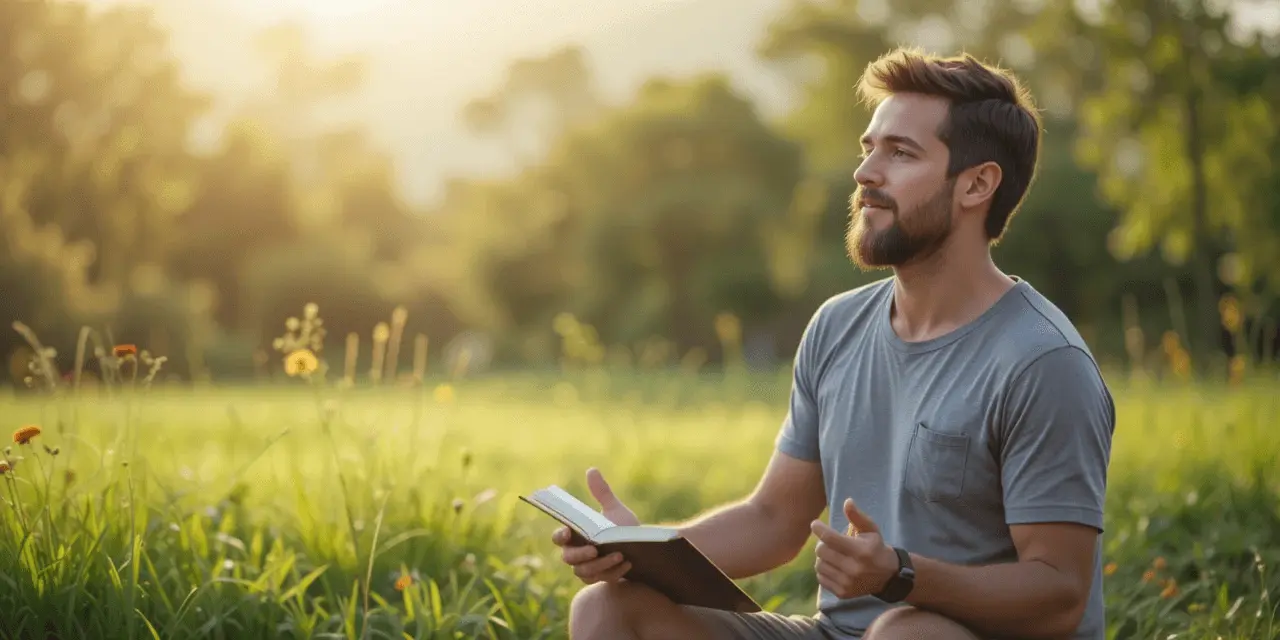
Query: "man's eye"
892 149 909 158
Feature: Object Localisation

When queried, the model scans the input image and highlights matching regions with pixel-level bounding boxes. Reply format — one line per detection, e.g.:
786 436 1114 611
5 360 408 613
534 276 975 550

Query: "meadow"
1 353 1278 639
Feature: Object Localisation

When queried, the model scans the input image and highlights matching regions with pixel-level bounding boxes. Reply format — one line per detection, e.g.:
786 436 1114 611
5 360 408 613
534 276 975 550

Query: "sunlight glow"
264 0 399 25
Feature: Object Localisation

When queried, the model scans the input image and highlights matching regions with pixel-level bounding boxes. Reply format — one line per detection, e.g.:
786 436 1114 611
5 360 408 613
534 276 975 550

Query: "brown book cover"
520 485 762 613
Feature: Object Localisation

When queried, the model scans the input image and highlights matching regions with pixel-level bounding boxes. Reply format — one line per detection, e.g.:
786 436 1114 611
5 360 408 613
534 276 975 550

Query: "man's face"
846 93 956 270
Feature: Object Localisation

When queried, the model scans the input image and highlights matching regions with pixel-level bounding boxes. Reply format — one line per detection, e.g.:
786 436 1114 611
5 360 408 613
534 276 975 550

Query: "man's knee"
863 605 983 640
568 581 668 639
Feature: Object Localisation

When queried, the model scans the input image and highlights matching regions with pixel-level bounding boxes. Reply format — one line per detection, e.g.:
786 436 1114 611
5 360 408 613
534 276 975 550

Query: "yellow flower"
433 383 455 404
284 349 319 377
13 425 41 445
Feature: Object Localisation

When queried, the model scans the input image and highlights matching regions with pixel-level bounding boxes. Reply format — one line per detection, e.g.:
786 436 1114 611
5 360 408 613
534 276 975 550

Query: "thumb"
586 467 621 510
844 498 878 535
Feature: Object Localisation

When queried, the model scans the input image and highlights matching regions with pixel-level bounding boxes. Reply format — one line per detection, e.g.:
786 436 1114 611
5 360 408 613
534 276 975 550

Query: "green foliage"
0 367 1278 638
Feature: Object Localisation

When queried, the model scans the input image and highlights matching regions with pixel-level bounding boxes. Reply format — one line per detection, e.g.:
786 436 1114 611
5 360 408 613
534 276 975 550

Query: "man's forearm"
905 554 1085 639
658 501 800 580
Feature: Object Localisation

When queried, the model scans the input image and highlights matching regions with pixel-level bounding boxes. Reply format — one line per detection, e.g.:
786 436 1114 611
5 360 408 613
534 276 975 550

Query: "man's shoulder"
811 277 894 327
990 279 1104 378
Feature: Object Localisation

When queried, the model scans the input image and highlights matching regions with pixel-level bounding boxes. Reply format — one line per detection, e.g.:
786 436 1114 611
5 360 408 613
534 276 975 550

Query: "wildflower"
284 349 319 377
1142 569 1157 583
1187 602 1204 613
395 575 412 591
13 425 41 445
434 383 455 404
113 344 138 358
1103 562 1117 577
0 461 9 475
1160 579 1179 598
1161 331 1181 356
1153 556 1167 570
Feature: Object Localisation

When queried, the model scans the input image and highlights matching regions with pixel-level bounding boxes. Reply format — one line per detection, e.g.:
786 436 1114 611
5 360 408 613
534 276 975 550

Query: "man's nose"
853 157 882 188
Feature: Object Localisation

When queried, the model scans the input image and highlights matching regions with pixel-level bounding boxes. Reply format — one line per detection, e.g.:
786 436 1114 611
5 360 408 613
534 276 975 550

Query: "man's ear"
957 161 1002 210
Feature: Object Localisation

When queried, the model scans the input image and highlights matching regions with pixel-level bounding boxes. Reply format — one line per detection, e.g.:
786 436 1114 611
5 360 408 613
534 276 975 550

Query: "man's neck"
888 243 1016 343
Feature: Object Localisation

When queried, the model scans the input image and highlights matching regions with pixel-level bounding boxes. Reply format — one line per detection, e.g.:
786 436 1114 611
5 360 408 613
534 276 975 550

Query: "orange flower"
1103 562 1117 577
1152 556 1167 570
1161 580 1179 598
113 344 138 358
0 460 10 475
1142 569 1157 583
13 425 41 445
394 575 412 591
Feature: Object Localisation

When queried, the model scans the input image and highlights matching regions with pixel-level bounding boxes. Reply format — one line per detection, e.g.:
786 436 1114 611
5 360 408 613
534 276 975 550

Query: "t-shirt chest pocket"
903 422 971 504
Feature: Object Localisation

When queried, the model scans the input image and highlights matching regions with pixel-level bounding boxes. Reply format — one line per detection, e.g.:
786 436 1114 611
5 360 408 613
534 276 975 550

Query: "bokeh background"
4 0 1279 387
3 2 1280 638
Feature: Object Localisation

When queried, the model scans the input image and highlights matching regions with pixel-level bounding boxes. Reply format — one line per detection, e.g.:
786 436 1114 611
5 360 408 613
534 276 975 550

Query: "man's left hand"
810 498 900 600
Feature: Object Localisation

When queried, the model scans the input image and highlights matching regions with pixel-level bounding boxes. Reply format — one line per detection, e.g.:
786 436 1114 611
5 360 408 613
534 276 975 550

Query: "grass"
0 364 1277 640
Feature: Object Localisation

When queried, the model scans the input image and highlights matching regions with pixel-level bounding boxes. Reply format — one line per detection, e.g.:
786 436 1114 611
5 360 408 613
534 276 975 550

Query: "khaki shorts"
682 606 840 640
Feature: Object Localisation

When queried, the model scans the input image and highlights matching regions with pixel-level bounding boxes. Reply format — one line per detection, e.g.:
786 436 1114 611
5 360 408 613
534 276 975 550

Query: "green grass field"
1 368 1278 639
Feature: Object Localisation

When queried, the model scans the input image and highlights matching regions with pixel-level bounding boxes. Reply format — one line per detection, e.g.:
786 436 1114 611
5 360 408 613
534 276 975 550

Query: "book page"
541 485 616 535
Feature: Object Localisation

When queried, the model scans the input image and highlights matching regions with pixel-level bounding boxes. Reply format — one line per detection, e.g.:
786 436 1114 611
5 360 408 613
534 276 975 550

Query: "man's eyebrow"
860 134 925 152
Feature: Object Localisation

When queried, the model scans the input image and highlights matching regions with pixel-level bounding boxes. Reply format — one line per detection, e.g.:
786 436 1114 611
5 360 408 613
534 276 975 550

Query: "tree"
1062 0 1280 369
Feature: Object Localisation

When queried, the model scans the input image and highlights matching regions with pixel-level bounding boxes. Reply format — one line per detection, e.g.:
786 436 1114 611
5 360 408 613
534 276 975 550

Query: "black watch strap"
874 547 915 603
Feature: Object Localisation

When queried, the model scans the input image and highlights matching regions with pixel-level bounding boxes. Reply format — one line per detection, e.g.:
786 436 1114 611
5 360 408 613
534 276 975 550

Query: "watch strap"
873 547 915 603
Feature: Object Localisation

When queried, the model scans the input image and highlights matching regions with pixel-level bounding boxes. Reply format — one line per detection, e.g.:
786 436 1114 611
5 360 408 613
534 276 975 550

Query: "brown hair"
856 47 1042 243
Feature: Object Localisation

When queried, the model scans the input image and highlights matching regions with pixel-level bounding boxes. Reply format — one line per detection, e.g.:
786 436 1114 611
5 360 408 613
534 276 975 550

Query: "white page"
544 485 617 533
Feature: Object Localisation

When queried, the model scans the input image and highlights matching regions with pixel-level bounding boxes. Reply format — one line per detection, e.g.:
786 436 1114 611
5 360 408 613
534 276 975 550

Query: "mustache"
851 188 896 211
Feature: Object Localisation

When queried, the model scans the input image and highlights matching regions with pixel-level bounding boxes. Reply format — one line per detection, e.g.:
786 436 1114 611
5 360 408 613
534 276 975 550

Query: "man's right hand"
552 467 639 585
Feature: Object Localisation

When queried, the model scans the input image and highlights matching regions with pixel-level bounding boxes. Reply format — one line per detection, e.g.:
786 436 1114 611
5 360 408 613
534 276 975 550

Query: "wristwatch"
874 547 915 602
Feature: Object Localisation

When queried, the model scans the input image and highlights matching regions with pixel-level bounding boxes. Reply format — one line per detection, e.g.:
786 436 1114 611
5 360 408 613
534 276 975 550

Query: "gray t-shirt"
777 276 1115 639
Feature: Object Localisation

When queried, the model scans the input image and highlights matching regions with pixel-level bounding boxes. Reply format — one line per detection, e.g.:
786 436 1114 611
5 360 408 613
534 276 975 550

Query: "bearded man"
553 46 1116 640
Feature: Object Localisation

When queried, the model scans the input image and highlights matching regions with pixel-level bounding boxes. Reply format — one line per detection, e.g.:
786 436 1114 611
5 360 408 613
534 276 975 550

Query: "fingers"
810 520 849 550
586 467 620 511
843 498 879 535
573 551 627 582
561 543 599 565
591 558 633 584
552 526 574 547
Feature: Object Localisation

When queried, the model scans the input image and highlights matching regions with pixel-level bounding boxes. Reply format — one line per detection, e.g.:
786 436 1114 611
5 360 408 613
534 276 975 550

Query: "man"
552 47 1115 640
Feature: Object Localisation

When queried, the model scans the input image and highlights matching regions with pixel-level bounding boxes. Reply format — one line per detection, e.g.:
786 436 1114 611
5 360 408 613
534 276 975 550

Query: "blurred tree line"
2 0 1278 386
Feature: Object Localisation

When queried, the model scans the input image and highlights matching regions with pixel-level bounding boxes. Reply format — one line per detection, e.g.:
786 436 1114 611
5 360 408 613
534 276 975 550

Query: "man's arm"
670 450 827 580
912 345 1113 637
900 521 1098 638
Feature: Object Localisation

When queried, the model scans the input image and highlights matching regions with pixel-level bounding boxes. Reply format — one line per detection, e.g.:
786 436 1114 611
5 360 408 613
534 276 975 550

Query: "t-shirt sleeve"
775 305 825 462
1000 345 1115 532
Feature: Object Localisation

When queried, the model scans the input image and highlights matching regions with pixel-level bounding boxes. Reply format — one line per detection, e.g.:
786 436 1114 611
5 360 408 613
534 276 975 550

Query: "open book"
520 485 762 613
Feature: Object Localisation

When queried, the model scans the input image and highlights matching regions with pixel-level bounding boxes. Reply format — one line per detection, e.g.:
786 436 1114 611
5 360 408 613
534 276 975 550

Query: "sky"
78 0 799 207
83 0 1280 208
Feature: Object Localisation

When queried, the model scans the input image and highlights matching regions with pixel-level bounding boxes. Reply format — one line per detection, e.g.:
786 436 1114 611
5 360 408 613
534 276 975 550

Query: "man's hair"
856 47 1042 243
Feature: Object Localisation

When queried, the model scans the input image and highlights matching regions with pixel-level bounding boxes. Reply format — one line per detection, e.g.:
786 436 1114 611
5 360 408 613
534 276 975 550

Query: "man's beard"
845 180 955 270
